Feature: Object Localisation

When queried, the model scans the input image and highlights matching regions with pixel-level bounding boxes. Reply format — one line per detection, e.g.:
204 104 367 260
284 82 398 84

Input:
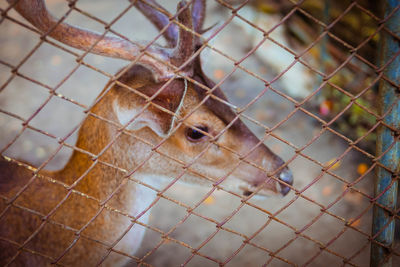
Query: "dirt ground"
0 0 388 266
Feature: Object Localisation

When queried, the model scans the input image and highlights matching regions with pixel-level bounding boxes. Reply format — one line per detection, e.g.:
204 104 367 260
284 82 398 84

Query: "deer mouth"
239 169 293 197
239 183 275 198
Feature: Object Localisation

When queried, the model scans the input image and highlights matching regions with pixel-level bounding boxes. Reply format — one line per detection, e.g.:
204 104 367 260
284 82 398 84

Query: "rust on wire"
0 0 399 266
371 0 400 267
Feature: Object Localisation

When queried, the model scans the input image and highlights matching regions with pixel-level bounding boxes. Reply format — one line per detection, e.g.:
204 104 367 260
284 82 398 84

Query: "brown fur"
1 1 292 265
0 64 290 266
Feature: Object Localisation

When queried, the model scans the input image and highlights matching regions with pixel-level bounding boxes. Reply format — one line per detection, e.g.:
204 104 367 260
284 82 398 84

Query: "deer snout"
243 145 294 197
269 155 293 196
278 168 293 196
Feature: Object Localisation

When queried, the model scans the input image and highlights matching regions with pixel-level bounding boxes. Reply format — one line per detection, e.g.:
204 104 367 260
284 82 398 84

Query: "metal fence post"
371 1 400 266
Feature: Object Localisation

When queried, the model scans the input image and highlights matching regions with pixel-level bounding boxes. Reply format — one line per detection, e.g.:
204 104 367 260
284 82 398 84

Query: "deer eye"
185 126 209 142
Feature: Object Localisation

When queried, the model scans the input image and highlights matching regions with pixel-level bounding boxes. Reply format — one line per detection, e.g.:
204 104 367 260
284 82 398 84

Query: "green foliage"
323 80 378 152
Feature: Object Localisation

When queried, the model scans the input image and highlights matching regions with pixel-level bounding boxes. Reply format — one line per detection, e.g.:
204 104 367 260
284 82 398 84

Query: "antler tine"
171 1 195 73
133 0 206 48
9 0 175 79
133 0 178 47
192 0 206 33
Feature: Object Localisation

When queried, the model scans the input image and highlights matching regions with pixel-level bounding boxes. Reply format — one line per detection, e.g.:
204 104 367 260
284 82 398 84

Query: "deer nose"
279 169 293 196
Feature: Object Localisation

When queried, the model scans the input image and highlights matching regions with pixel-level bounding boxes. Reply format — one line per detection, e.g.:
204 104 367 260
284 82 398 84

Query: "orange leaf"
320 100 333 116
357 163 368 175
322 186 333 196
350 218 361 227
204 196 215 205
325 158 341 171
213 69 225 80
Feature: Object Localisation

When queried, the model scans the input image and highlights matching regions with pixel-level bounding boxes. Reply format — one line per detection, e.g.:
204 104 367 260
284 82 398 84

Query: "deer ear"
114 67 187 137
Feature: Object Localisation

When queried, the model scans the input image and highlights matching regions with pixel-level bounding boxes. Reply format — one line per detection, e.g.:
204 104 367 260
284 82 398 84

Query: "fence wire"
0 0 399 266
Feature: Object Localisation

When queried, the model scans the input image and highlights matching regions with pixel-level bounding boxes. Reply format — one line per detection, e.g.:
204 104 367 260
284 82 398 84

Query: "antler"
191 0 206 33
133 0 178 47
8 0 200 80
171 1 195 73
133 0 206 47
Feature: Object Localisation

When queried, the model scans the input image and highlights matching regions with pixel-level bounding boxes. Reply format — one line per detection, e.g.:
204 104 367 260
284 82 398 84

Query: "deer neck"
55 91 160 218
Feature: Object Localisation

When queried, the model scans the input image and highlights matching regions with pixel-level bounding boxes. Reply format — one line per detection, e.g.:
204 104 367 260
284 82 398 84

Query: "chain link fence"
0 0 399 266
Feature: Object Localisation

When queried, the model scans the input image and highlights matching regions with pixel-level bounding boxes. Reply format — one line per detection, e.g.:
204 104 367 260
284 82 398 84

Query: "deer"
0 0 293 266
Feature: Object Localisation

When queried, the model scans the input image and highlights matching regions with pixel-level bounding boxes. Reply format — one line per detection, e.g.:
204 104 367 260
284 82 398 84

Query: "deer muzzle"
278 168 293 195
236 144 293 197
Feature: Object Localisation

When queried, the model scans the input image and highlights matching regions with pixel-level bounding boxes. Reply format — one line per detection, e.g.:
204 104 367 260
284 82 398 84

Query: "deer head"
9 0 293 196
2 0 293 265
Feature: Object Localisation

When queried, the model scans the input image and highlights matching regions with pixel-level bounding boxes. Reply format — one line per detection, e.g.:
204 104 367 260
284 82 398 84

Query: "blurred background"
0 0 393 266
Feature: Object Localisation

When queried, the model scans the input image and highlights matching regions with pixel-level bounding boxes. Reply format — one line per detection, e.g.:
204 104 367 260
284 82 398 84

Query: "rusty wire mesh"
0 0 399 266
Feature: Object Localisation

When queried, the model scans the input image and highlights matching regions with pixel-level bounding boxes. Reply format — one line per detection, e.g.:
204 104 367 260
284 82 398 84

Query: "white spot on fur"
113 100 165 136
114 175 168 255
